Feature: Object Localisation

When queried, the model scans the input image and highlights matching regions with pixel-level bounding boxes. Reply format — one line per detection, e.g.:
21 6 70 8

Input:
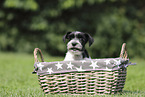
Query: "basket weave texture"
38 69 126 95
33 43 129 95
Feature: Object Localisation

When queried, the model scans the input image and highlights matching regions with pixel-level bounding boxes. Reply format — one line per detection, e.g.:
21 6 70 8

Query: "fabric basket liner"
34 58 129 75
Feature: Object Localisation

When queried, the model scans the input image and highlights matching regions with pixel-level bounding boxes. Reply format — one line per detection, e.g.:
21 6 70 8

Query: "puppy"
63 31 94 61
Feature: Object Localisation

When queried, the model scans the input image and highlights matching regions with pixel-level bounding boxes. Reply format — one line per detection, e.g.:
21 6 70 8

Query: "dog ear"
63 32 72 43
85 33 94 47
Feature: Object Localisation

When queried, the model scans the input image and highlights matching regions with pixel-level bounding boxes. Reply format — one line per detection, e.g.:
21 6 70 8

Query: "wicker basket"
32 43 132 95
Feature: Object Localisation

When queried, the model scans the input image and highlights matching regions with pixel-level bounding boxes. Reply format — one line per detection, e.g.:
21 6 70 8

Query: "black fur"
63 31 94 46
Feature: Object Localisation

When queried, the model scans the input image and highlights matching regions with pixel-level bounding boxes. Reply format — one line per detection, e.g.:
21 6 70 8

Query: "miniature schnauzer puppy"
63 31 94 61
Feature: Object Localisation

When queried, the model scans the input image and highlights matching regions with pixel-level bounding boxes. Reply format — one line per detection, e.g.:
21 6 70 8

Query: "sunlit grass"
124 58 145 91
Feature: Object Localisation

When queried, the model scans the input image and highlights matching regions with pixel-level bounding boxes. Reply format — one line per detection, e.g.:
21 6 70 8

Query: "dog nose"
72 42 77 46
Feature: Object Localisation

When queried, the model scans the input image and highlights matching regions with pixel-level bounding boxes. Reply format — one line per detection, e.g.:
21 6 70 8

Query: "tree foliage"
0 0 145 58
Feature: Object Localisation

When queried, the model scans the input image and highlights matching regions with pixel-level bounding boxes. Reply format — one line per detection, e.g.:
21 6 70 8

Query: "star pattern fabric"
115 59 121 65
47 68 53 74
37 63 44 71
67 62 74 69
90 61 99 69
81 60 86 64
105 60 110 65
55 62 63 70
33 58 129 75
75 66 85 71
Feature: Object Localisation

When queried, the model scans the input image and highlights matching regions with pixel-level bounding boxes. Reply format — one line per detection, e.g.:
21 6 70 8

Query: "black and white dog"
63 31 94 61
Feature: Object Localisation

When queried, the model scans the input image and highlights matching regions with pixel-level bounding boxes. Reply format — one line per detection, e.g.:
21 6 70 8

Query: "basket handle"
120 43 128 60
34 48 44 62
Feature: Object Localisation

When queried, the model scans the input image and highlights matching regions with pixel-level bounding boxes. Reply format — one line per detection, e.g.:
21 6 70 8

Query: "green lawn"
0 52 144 97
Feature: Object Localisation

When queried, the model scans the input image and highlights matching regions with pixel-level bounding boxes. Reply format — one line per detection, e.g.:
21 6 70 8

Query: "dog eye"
77 35 83 38
80 38 85 41
78 35 85 41
69 35 74 40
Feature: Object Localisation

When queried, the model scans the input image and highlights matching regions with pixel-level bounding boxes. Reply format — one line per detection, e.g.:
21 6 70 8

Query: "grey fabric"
33 58 130 75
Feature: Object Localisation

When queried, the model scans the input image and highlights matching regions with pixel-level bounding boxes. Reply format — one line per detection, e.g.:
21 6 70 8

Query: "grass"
0 52 145 97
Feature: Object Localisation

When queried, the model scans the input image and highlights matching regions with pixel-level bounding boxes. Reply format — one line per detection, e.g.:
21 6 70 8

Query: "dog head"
63 31 94 55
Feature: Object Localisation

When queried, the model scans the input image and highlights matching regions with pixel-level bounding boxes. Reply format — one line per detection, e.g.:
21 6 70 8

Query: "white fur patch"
64 51 83 61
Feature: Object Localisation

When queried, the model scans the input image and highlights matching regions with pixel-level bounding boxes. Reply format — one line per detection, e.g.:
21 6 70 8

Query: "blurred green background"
0 0 145 58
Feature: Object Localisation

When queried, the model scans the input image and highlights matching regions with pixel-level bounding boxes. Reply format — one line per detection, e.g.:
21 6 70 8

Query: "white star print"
76 66 85 71
55 62 63 70
67 62 74 69
47 68 53 74
114 59 121 65
37 63 44 71
90 61 99 69
106 66 111 71
105 60 110 65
